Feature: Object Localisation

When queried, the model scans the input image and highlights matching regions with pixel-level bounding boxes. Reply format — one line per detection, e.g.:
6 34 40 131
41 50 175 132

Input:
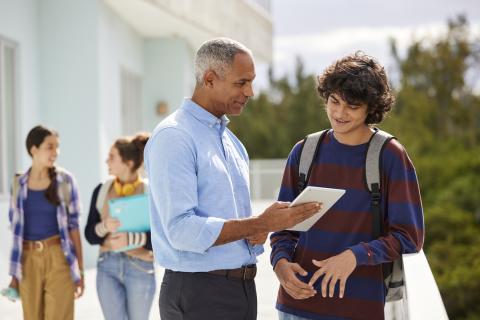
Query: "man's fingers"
273 201 290 209
291 203 323 223
293 202 321 213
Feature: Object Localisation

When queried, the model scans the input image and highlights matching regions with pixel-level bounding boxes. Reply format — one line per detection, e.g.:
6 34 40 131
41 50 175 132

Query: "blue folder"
108 194 150 233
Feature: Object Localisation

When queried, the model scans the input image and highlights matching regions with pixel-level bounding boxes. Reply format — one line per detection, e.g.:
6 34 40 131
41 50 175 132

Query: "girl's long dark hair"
26 125 60 205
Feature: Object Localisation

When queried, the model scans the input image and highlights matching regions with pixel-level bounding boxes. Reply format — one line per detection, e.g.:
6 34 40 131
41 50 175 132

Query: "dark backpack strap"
365 129 395 238
298 130 328 192
371 183 382 238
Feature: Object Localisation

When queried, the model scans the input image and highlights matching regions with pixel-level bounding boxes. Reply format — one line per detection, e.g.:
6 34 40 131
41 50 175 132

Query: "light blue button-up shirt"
144 98 263 272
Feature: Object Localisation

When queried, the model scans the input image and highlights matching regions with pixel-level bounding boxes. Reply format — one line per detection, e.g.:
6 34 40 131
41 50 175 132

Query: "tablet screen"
288 186 345 231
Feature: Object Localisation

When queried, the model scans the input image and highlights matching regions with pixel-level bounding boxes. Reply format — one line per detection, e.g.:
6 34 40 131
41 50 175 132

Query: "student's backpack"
297 128 405 302
11 168 72 208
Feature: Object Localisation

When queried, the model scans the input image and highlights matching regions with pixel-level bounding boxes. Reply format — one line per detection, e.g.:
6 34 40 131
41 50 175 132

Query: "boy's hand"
308 250 357 298
274 259 316 300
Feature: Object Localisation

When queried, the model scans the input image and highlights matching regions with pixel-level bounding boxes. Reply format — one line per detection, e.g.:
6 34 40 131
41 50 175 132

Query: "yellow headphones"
113 176 142 196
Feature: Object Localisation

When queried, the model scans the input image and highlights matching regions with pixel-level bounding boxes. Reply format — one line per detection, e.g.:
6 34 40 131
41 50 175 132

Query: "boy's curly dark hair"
317 52 395 124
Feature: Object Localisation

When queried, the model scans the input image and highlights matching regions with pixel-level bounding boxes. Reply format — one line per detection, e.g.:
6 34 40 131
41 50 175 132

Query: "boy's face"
326 93 369 138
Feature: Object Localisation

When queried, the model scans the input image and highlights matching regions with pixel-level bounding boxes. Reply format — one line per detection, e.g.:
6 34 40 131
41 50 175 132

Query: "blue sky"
269 0 480 82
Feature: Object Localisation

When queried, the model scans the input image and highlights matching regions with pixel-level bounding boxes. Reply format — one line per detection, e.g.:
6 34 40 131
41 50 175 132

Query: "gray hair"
194 38 252 84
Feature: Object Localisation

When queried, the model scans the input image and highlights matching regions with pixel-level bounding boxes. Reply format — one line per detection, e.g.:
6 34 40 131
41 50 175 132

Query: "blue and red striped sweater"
270 130 424 320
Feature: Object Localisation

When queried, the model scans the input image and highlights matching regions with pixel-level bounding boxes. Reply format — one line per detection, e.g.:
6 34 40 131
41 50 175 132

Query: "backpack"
297 128 405 302
11 168 72 208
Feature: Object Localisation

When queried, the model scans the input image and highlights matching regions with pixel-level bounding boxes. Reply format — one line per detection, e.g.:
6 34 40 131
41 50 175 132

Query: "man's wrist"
252 215 269 234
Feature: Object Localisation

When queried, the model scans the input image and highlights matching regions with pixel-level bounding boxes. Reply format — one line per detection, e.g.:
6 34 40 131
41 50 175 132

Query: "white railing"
385 251 448 319
249 159 285 200
401 250 448 319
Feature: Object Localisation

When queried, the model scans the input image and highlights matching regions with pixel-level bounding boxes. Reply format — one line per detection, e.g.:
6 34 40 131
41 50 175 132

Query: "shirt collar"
181 98 230 132
18 167 66 186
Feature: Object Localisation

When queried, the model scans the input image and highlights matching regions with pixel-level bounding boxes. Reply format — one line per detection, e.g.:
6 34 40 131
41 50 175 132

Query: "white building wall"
0 0 40 284
98 2 144 178
37 0 101 267
0 0 40 169
0 0 273 273
143 38 195 131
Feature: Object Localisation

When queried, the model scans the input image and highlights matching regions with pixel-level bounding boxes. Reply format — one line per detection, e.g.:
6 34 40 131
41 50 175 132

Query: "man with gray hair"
144 37 320 319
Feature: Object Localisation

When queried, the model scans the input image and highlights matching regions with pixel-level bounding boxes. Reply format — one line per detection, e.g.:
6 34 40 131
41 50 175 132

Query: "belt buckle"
34 241 44 252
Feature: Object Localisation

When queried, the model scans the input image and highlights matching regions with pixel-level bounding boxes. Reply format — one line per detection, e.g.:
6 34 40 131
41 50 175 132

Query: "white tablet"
288 186 346 231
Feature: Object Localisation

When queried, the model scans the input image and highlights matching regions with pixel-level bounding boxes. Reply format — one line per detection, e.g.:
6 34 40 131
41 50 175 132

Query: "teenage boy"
271 52 424 320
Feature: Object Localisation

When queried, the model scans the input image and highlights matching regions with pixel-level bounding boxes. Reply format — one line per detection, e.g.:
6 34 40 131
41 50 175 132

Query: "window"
0 36 18 196
121 68 143 135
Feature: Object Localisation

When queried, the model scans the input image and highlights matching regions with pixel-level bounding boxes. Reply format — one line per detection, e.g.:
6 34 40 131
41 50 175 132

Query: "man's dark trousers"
159 269 257 320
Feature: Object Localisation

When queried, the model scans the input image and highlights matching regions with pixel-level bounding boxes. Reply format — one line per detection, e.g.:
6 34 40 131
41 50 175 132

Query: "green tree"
381 16 480 318
229 58 330 158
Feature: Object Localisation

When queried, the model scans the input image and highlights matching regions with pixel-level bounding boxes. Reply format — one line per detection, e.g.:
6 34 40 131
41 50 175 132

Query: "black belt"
207 265 257 280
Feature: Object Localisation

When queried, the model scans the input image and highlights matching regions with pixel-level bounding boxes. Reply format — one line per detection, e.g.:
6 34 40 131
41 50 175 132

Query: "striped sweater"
270 130 424 320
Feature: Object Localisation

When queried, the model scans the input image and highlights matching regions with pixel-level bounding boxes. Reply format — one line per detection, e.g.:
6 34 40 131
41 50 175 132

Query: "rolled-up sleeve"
8 185 15 227
146 128 225 254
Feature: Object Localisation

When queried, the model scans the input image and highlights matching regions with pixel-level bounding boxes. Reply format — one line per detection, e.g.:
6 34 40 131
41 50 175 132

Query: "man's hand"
74 276 84 299
274 259 316 300
213 202 320 247
104 232 128 251
258 202 321 232
246 232 268 245
103 216 121 233
308 250 357 298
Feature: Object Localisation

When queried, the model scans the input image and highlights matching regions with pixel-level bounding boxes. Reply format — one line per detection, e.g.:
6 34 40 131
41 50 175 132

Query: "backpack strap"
96 178 115 213
298 130 328 192
11 169 73 210
142 179 149 193
55 168 72 209
365 129 395 238
11 173 23 207
95 178 148 213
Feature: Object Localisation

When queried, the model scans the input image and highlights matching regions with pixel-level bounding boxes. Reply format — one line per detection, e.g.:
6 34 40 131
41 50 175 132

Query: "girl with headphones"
84 132 155 320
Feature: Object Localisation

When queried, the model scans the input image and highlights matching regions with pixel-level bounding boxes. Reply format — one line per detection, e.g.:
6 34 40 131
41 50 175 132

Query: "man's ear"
204 70 216 88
